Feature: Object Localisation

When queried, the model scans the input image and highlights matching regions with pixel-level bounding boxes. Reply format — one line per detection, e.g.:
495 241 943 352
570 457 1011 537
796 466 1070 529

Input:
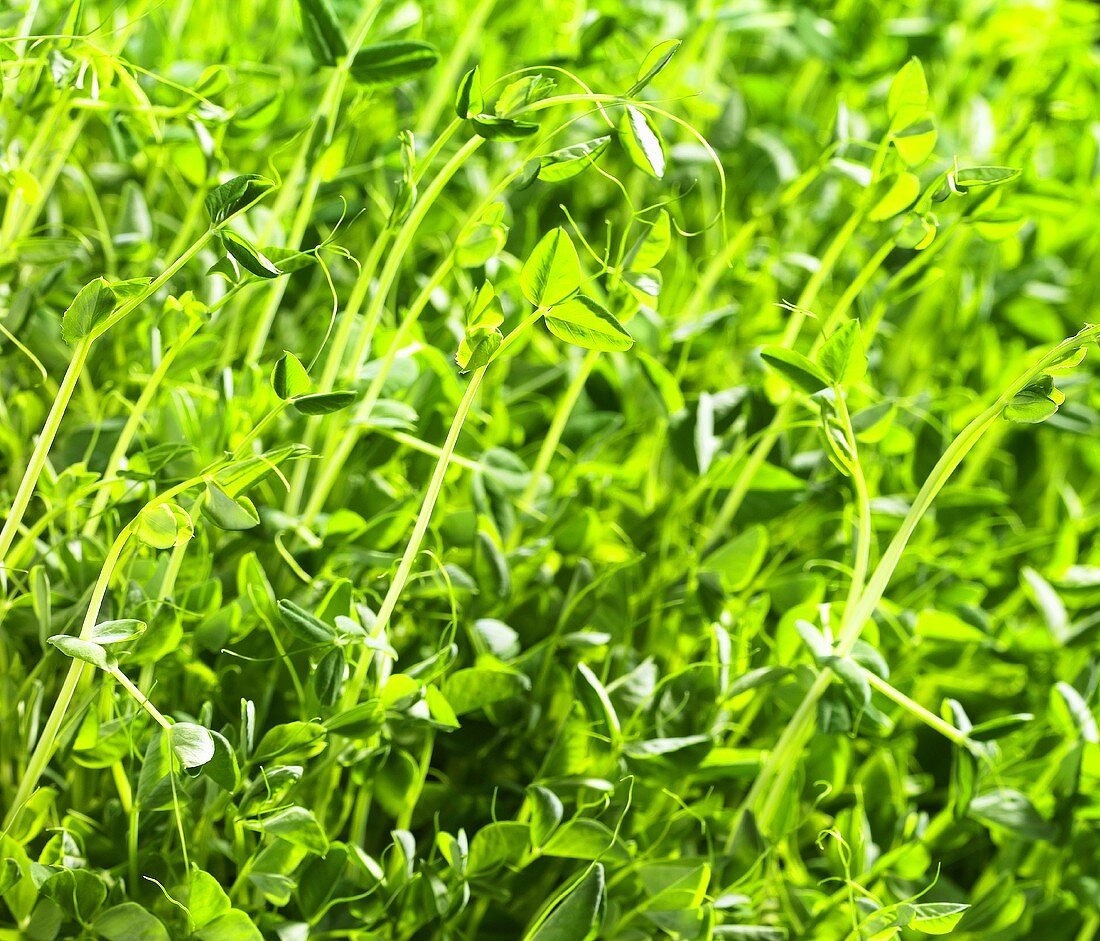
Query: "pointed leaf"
544 296 632 352
619 106 666 179
521 228 581 307
350 41 439 88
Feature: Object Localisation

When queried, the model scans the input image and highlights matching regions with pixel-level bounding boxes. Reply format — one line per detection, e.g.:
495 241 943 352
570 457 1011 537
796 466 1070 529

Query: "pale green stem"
862 669 968 747
109 666 173 730
2 469 206 829
511 347 601 542
245 8 380 360
414 0 497 138
0 336 92 571
745 325 1100 834
343 367 486 705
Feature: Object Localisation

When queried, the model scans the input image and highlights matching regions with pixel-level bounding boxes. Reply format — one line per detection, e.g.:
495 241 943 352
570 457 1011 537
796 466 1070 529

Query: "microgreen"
2 2 1099 939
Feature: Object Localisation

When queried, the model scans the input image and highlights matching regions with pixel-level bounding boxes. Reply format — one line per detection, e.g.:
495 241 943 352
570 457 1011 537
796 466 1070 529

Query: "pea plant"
2 1 1100 939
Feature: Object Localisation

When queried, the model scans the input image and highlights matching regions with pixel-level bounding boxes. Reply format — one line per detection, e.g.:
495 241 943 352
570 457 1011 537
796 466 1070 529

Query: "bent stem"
742 324 1100 837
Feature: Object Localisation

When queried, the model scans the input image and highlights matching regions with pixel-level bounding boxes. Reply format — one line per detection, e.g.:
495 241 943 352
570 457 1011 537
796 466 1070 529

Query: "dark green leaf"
527 864 605 941
205 174 275 225
297 0 346 66
760 346 830 394
271 351 311 399
455 66 484 118
350 41 440 88
291 391 357 415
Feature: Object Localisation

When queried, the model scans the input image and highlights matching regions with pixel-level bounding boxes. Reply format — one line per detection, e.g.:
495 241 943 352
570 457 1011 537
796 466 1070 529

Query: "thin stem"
0 336 92 571
343 367 486 705
110 666 173 730
862 670 968 747
744 325 1100 834
296 136 483 521
512 346 600 539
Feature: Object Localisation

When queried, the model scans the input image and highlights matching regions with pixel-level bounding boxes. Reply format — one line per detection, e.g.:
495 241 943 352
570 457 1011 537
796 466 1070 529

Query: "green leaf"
541 819 629 862
0 858 21 895
891 112 937 166
204 731 241 791
969 788 1054 841
1051 681 1099 742
204 481 261 530
868 171 920 221
311 647 345 708
442 664 530 715
457 327 502 373
543 296 632 352
193 909 263 941
521 229 581 307
455 66 484 119
619 106 666 178
205 174 275 225
222 230 281 278
627 39 682 96
349 41 440 88
971 208 1027 241
817 320 867 384
40 868 107 921
89 619 146 645
170 722 216 769
702 525 768 592
271 351 311 399
528 786 564 847
456 204 509 268
575 663 621 743
136 502 194 550
538 137 612 183
526 864 605 941
908 902 970 935
61 277 120 344
897 210 938 249
887 57 928 119
470 115 541 141
94 902 170 941
760 346 830 394
291 390 357 414
296 0 346 67
953 165 1020 190
252 806 329 854
467 821 531 875
625 209 672 271
187 869 231 928
1003 389 1058 423
278 599 338 644
47 635 113 671
495 75 556 116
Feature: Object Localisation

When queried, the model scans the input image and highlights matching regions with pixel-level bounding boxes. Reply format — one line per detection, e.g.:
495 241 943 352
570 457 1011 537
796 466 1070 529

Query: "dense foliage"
2 1 1100 938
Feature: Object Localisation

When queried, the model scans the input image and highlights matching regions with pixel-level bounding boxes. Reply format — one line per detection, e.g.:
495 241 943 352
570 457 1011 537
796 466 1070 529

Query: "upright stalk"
343 367 487 704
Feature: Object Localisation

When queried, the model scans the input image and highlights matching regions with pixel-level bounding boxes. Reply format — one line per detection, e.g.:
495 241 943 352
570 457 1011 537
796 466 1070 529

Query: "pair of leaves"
297 0 439 84
47 620 146 671
350 41 439 87
1003 374 1065 424
136 502 194 550
457 282 505 372
455 67 540 139
270 351 357 414
521 229 633 352
762 320 865 393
